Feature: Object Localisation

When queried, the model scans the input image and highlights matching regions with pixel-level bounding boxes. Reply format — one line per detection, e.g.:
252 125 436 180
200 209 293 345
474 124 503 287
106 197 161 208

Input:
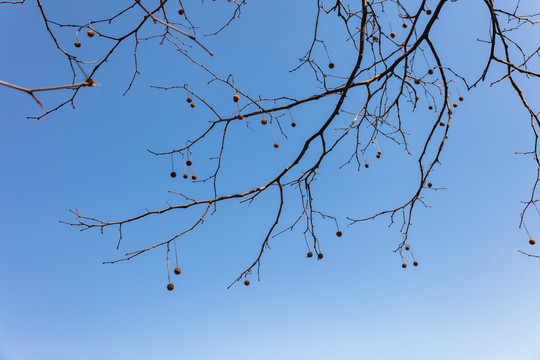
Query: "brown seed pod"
459 96 464 102
186 160 192 166
453 103 458 108
530 239 536 245
191 174 197 180
414 79 421 85
274 143 279 148
402 23 408 28
167 283 174 291
413 261 419 267
365 163 370 168
317 253 323 260
390 32 396 38
428 69 434 75
244 280 250 286
439 121 445 127
336 231 342 237
237 114 244 120
261 118 267 125
376 154 381 159
174 267 181 275
74 41 81 48
402 263 407 268
377 150 382 155
427 182 432 188
190 103 195 108
405 245 410 251
87 30 94 38
426 9 432 15
328 62 335 69
186 97 192 103
178 9 184 15
428 105 433 110
233 94 240 102
183 173 188 179
291 122 296 127
307 252 313 258
170 171 177 178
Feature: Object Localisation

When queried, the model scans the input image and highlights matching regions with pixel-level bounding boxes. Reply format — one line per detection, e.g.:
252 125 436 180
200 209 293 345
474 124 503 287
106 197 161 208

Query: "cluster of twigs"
3 0 540 288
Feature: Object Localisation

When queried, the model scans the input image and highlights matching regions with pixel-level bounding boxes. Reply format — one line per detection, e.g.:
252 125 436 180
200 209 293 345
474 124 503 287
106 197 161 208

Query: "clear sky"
1 1 540 360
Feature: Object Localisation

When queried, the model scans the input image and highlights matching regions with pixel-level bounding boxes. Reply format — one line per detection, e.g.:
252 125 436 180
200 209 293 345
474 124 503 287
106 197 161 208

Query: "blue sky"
1 1 540 359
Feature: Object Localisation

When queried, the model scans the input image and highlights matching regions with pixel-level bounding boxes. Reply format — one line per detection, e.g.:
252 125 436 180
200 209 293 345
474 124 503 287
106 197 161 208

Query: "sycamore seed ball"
390 32 396 38
167 283 174 291
402 263 407 268
74 41 81 48
402 23 408 28
429 105 433 110
237 114 244 120
428 69 434 75
186 160 192 166
244 280 250 286
274 143 279 148
318 253 324 260
261 118 267 125
233 94 240 102
191 103 195 108
459 96 464 101
365 163 370 168
328 62 335 69
336 231 342 237
428 182 432 188
87 30 94 37
405 245 410 251
186 97 192 103
192 174 197 180
530 239 536 245
307 252 313 258
291 122 296 127
170 171 177 178
174 267 181 275
183 173 188 179
178 9 184 15
413 261 419 267
426 9 432 15
414 78 421 85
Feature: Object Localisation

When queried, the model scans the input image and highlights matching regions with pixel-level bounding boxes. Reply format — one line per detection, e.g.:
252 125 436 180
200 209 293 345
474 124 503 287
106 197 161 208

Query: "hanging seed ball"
274 143 279 148
428 182 432 188
170 171 177 178
414 78 421 85
261 118 267 125
376 154 381 159
378 150 382 155
74 41 81 48
439 121 445 127
178 9 184 15
186 97 192 103
453 103 458 108
186 160 192 166
307 252 313 258
405 245 410 251
167 283 174 291
365 163 370 168
429 105 433 110
233 94 240 102
237 114 244 120
191 174 197 180
183 173 188 179
336 231 342 237
191 103 196 108
426 9 432 15
244 280 250 286
328 62 335 69
413 261 419 267
459 96 464 102
174 267 181 275
291 122 296 127
87 30 94 38
530 239 536 245
402 263 407 268
318 253 324 260
428 69 434 75
390 32 396 38
402 23 408 28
